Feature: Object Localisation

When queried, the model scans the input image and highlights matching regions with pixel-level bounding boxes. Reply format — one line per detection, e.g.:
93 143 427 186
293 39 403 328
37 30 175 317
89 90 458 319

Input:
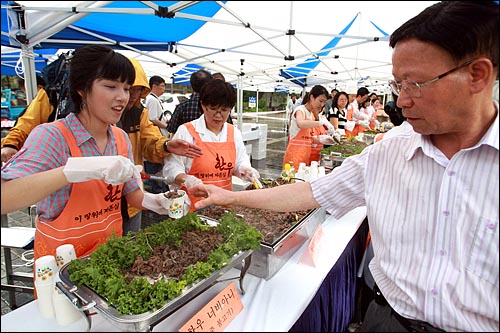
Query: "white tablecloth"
1 207 367 332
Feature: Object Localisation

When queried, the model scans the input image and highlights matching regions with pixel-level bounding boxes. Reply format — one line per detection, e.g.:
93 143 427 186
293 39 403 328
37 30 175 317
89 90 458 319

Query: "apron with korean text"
183 123 236 211
34 122 128 260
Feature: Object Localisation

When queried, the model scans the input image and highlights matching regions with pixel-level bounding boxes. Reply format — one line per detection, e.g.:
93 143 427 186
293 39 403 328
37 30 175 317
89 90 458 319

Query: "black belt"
373 285 445 332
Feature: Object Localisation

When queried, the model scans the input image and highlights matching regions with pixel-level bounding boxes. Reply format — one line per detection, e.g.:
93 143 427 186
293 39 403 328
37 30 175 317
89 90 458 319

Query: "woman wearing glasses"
163 79 259 210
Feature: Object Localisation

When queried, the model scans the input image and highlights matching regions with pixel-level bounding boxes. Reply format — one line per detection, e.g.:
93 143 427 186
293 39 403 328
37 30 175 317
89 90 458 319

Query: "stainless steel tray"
247 207 325 280
58 250 252 332
199 207 325 280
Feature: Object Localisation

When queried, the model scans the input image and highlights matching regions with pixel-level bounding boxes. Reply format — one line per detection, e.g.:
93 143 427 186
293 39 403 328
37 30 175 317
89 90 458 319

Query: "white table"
1 207 367 332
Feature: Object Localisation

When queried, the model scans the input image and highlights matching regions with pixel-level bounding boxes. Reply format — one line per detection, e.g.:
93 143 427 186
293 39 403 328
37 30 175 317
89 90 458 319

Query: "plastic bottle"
288 161 296 183
281 163 291 181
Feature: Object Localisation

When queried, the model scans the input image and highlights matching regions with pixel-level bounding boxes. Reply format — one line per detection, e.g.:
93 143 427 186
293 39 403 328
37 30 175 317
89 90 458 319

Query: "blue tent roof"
1 48 56 76
1 1 224 51
279 13 389 87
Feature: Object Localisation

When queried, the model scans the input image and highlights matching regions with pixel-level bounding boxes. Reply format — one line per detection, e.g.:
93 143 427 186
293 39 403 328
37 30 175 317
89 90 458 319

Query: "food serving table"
1 207 367 332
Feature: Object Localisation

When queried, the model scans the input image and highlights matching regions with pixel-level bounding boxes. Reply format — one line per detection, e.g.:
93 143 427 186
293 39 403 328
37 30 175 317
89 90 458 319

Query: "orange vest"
283 113 326 168
34 123 128 260
183 123 236 211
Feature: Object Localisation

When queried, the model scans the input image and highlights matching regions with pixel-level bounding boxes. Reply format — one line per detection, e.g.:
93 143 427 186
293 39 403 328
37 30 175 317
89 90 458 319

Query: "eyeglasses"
388 59 475 98
205 106 231 116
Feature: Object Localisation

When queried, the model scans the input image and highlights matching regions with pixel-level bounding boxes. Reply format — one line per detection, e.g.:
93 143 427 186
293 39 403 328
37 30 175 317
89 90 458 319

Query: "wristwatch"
163 140 170 153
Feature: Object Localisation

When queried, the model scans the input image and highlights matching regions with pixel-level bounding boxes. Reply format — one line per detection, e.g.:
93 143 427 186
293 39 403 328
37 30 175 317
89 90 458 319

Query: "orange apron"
283 114 326 168
34 123 128 260
183 123 236 211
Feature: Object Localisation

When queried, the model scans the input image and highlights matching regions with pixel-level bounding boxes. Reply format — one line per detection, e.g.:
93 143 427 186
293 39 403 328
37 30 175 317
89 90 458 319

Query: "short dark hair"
356 87 369 97
390 1 498 74
199 79 236 108
212 72 225 81
69 45 135 113
149 75 165 88
302 85 329 104
190 69 213 93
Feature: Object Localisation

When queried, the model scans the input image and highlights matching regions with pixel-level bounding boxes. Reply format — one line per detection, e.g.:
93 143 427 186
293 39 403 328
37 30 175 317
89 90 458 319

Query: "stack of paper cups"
52 244 81 325
55 244 77 269
34 255 57 319
52 278 81 325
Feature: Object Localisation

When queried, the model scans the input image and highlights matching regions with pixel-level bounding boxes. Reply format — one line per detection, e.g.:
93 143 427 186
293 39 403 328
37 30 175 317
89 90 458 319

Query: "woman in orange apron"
283 85 330 169
1 45 165 262
164 79 260 210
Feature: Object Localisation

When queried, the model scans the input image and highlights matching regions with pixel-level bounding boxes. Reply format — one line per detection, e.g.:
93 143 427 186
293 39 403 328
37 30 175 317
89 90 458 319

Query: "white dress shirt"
144 93 168 137
311 102 499 332
163 115 251 184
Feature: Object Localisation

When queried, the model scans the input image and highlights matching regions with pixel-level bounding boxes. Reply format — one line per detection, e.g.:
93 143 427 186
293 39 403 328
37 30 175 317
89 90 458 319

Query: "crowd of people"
1 1 498 332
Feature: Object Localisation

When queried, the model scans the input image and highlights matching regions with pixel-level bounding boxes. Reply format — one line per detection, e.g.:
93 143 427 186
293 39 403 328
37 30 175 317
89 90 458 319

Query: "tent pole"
20 45 37 104
237 75 243 131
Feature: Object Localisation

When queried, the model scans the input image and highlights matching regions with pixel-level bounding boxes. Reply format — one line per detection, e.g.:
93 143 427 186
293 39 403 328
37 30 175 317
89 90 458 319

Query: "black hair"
356 87 369 97
302 85 329 104
199 79 236 108
332 91 349 110
149 75 165 88
390 1 498 77
190 69 213 93
69 45 135 113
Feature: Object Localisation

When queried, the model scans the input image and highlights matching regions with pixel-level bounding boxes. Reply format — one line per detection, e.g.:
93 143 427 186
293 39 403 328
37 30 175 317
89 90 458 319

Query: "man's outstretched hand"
166 139 202 158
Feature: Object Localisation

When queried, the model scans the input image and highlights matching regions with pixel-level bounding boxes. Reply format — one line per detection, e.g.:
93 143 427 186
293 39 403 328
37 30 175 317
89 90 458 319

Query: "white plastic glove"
183 175 203 188
344 120 356 131
318 134 335 145
235 165 261 183
332 130 342 144
63 156 137 185
358 120 371 129
319 115 335 131
134 165 144 191
142 192 170 215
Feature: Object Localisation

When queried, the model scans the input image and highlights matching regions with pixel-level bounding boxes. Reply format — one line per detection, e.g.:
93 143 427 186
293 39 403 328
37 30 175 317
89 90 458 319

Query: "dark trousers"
143 161 167 194
358 286 445 332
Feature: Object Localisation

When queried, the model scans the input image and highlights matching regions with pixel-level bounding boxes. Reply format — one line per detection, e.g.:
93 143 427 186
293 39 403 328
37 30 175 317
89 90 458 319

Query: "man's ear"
469 57 495 94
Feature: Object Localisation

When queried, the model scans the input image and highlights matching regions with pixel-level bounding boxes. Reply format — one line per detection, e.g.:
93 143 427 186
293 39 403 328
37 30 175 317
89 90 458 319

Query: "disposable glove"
344 120 356 131
319 115 335 131
317 134 335 145
63 156 137 185
142 192 170 215
134 165 144 191
327 129 341 144
183 175 203 188
358 120 371 129
235 165 261 183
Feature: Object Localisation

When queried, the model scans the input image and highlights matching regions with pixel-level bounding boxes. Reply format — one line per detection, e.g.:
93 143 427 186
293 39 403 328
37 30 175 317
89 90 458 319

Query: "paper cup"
56 244 77 268
35 255 57 284
35 280 55 319
164 190 186 219
52 286 81 325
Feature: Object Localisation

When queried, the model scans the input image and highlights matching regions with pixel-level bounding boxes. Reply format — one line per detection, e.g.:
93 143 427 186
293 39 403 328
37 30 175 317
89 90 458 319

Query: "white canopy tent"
2 1 437 108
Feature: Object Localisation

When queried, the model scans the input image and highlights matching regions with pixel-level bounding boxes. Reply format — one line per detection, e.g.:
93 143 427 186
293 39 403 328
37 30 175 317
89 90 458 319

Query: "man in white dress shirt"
189 2 499 332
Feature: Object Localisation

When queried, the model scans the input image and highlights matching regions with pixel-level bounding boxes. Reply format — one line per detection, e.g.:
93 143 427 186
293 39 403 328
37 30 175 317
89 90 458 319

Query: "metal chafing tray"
58 250 252 332
56 216 254 332
199 207 326 280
